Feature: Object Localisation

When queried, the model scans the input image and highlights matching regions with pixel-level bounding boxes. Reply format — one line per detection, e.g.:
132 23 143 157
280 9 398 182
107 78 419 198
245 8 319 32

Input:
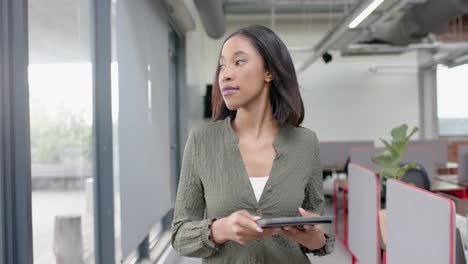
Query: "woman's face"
218 35 273 110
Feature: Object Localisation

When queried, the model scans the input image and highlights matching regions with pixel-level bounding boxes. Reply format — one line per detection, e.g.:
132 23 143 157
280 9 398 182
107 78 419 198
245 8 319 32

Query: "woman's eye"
219 64 226 70
236 60 246 65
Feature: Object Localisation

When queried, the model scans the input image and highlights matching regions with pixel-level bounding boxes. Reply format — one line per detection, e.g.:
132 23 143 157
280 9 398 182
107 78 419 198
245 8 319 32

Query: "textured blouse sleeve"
301 132 335 256
171 130 221 258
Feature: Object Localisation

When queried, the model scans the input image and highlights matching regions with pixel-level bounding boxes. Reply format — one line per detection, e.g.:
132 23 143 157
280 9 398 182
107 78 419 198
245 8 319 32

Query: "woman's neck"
232 94 278 141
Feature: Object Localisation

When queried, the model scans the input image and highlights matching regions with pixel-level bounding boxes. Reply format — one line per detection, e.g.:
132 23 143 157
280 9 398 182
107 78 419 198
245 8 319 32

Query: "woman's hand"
211 210 282 245
281 208 326 250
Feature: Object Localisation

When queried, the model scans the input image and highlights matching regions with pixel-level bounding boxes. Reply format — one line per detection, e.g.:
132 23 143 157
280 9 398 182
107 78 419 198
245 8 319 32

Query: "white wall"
186 15 421 143
300 52 419 142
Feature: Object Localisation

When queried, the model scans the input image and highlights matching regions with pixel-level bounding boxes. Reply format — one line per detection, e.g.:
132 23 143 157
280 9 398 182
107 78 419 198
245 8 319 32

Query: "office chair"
400 163 430 191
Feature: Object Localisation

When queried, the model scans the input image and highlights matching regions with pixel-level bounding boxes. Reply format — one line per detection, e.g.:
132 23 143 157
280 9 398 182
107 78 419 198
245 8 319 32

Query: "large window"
28 1 95 263
437 64 468 136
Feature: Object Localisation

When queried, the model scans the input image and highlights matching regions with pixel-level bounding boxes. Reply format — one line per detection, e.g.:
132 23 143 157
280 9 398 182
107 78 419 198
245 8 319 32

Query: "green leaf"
391 124 408 142
371 124 419 180
371 151 397 166
381 138 398 155
405 127 419 142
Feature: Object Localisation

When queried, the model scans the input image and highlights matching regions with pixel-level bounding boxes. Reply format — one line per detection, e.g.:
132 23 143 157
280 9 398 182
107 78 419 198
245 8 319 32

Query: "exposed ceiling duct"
204 0 468 69
296 0 410 72
362 0 468 46
161 0 195 35
421 43 468 68
223 0 355 15
194 0 226 39
198 0 357 39
297 0 468 72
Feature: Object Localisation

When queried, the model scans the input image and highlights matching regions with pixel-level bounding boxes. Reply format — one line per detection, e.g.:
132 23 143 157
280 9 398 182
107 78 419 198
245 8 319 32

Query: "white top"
249 176 269 202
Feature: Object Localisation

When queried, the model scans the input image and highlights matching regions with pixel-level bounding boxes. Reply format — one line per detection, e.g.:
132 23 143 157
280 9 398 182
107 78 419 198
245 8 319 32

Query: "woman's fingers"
282 223 326 250
304 224 324 234
235 215 263 233
261 227 283 237
229 210 297 245
234 227 283 245
282 229 301 242
298 207 319 217
237 210 260 221
235 210 263 232
283 226 301 235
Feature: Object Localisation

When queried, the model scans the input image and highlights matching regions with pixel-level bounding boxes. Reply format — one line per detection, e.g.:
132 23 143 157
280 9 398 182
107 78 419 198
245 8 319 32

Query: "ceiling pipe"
194 0 226 39
369 0 468 46
224 0 353 14
161 0 195 35
406 0 468 36
296 0 400 73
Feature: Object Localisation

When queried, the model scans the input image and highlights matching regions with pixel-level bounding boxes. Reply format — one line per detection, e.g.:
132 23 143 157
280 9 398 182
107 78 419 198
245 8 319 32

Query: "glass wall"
112 0 180 261
28 0 95 263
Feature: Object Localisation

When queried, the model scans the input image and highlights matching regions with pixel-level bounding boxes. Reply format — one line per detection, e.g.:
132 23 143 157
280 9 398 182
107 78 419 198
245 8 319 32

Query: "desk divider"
319 141 374 168
408 140 449 164
402 145 436 179
349 147 381 172
386 179 455 264
350 145 436 179
348 163 381 264
458 145 468 182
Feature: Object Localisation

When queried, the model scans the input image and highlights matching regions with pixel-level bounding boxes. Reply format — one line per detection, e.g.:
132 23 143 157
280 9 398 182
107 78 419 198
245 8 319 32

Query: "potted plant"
371 124 419 207
371 124 419 180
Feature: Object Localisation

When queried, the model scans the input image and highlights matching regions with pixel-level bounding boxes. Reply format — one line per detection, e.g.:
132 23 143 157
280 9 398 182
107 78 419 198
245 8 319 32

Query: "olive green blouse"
171 117 335 264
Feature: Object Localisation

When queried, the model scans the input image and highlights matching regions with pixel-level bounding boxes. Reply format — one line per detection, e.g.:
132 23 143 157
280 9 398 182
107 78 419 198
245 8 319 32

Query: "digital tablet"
256 215 333 228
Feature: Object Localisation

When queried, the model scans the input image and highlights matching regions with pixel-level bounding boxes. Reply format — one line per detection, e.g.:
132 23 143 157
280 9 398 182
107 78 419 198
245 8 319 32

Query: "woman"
171 25 334 263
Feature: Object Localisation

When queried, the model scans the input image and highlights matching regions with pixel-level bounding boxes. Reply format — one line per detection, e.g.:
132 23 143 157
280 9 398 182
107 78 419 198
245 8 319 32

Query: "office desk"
380 209 387 250
431 179 466 192
433 177 468 198
436 174 468 187
380 209 388 264
436 162 458 175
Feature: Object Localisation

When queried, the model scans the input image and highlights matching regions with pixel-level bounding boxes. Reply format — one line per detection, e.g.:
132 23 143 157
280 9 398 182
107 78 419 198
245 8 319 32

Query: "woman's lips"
222 86 239 96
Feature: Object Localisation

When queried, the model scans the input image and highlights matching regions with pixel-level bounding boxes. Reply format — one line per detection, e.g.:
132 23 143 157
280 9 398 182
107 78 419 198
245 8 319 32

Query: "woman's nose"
221 66 234 82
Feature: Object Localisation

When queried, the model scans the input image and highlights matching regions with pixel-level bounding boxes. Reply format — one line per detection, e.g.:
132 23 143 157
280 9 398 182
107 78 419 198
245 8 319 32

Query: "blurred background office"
1 0 467 263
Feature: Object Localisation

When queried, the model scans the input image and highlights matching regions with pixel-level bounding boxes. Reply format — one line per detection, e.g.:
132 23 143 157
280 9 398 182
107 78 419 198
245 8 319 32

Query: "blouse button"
256 208 262 214
267 186 272 192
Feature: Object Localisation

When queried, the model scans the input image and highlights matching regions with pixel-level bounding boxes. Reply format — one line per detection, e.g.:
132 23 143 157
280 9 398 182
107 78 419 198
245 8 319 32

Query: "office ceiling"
202 0 468 68
223 0 357 15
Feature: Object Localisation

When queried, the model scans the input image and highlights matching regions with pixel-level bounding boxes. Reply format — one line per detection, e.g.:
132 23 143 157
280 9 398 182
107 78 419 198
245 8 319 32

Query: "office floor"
174 196 352 264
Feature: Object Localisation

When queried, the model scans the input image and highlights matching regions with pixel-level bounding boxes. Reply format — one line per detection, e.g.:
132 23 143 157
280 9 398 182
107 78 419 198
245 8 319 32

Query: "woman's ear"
265 71 273 83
